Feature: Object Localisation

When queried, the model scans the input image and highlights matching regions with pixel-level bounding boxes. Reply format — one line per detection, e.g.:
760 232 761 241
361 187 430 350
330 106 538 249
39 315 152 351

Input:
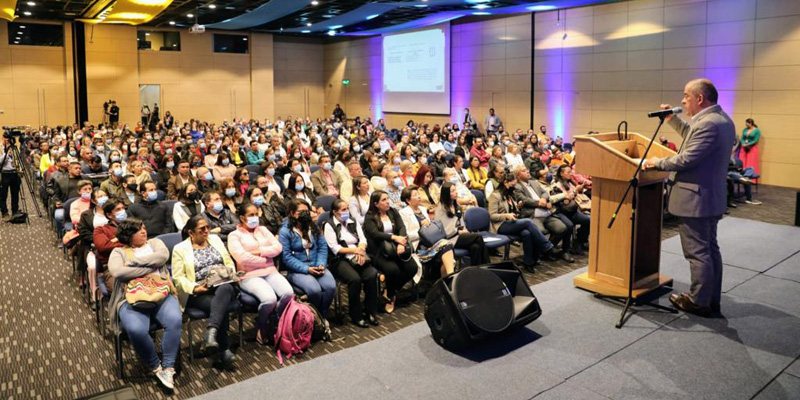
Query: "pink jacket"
227 225 282 280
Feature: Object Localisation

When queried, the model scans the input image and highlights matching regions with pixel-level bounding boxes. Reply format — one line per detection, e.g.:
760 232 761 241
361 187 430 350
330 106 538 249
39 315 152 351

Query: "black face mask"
126 183 138 192
187 192 199 201
297 210 312 225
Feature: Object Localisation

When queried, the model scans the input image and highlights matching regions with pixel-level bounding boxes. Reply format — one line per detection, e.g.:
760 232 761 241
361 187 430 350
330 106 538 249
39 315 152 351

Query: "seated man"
311 154 343 197
202 191 238 243
195 166 218 195
128 181 173 238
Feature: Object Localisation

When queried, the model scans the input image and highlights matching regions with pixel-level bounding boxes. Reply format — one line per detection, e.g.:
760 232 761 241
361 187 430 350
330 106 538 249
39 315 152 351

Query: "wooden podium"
572 132 677 313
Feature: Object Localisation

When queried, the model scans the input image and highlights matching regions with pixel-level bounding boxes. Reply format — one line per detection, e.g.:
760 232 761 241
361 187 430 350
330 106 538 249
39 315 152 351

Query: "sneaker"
156 367 175 390
745 199 762 205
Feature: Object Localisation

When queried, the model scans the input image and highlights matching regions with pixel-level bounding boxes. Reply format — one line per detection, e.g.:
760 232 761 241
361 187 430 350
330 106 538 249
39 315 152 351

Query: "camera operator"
0 136 21 221
109 100 120 128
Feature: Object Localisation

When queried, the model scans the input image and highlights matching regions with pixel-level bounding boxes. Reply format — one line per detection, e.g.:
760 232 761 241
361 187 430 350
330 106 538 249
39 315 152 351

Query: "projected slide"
383 29 445 93
382 23 451 115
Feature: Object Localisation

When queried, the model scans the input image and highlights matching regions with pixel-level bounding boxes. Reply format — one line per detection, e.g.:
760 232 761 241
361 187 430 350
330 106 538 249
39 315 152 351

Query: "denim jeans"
287 269 336 317
497 218 553 265
239 273 294 315
118 295 182 369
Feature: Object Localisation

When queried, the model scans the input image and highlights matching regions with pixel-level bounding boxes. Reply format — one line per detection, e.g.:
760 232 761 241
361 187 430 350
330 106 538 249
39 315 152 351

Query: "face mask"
297 210 312 224
323 162 332 171
111 156 121 163
166 161 175 169
545 173 553 183
147 191 158 202
166 149 173 155
126 183 138 193
393 157 401 164
200 143 207 148
106 139 112 145
225 188 236 198
409 157 416 163
111 168 122 177
450 177 459 185
268 154 276 162
204 172 214 181
80 192 91 200
187 192 199 201
420 157 428 165
543 145 550 150
295 182 305 192
222 159 230 166
131 147 138 153
115 210 127 222
97 196 109 206
526 149 534 155
69 151 77 156
212 201 223 213
340 211 350 223
294 153 302 159
353 145 360 152
211 148 218 154
294 165 303 173
267 168 275 177
252 196 264 206
96 146 104 152
246 216 259 229
393 177 403 188
316 146 324 153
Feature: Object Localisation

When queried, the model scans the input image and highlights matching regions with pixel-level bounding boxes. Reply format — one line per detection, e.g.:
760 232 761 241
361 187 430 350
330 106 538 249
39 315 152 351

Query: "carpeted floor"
0 185 795 400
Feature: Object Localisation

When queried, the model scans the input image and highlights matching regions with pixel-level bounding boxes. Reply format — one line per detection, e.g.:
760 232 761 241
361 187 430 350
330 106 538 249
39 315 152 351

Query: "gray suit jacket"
655 105 735 218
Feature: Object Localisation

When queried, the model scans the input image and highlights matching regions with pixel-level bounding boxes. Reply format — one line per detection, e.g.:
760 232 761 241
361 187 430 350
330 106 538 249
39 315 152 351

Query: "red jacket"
470 146 491 167
93 224 123 271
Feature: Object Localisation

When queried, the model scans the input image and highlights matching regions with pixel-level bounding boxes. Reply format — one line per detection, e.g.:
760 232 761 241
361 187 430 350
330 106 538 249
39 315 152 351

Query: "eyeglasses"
197 226 210 231
241 172 249 176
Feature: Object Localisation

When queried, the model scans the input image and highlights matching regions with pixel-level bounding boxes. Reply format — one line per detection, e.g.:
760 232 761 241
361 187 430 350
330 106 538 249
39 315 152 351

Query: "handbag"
205 264 239 287
382 239 412 262
576 193 591 211
123 248 175 309
419 220 447 248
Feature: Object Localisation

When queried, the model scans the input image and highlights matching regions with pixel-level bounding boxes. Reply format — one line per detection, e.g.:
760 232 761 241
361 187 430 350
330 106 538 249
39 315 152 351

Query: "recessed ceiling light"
473 4 490 9
328 24 342 29
311 0 319 5
472 11 491 15
208 4 216 9
15 37 20 40
327 30 336 36
169 21 175 25
14 41 19 44
225 6 234 10
23 11 31 16
172 44 177 46
145 32 150 35
527 5 556 11
306 22 312 26
414 4 427 7
20 25 26 29
242 37 247 40
187 13 194 18
27 1 35 6
301 30 311 33
366 14 379 20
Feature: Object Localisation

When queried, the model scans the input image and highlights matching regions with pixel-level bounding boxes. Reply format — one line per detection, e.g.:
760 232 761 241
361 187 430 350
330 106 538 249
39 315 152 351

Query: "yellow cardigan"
171 234 236 310
467 167 488 190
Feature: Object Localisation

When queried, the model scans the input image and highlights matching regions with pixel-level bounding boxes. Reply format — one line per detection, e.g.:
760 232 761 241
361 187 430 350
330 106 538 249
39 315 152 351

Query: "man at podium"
643 79 736 317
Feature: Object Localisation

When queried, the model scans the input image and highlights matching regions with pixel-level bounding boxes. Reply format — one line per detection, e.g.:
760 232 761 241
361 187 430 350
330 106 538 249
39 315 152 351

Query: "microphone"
647 107 682 118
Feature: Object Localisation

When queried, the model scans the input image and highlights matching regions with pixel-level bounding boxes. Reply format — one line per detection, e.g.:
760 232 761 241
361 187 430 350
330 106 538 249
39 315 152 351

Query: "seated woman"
213 153 237 183
278 199 335 318
348 175 372 225
233 168 250 199
488 173 557 272
173 183 205 231
553 165 590 253
413 166 440 213
172 215 239 369
78 188 109 301
467 156 489 191
434 182 490 266
107 218 181 390
323 199 380 328
399 186 456 278
260 161 285 196
228 204 294 344
94 200 127 288
362 191 418 313
284 173 323 221
218 178 241 213
484 163 505 200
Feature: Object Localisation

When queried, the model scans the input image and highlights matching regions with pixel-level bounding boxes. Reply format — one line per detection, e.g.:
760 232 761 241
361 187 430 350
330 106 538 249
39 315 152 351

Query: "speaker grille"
453 267 514 333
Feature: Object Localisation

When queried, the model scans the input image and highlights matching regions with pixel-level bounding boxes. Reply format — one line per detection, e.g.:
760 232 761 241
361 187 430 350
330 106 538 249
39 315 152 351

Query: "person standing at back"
644 78 735 317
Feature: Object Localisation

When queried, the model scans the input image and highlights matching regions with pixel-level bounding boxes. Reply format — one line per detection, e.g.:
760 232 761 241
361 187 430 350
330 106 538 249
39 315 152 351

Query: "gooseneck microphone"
647 107 683 118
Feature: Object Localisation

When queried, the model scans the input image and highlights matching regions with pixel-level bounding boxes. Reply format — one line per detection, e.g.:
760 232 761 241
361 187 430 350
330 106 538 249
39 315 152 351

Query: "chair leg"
504 243 511 260
187 319 194 363
115 333 124 379
238 310 243 349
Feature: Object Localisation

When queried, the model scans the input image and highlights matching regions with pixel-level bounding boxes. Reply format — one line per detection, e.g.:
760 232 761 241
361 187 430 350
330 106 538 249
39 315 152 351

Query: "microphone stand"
616 121 628 141
602 115 677 328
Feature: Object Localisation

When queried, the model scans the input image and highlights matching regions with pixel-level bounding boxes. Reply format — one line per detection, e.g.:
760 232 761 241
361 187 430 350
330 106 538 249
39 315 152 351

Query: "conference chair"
463 207 512 260
156 189 167 201
316 195 337 212
470 189 486 208
155 232 182 273
309 165 320 174
245 164 263 178
183 301 243 363
114 315 182 379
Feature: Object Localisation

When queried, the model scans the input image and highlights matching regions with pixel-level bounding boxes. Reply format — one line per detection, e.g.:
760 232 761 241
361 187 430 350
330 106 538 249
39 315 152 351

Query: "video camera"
3 126 25 139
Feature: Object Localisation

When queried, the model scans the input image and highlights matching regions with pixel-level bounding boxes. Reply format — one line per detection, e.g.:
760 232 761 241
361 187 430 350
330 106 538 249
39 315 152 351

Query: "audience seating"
156 190 167 201
316 195 337 212
471 189 486 208
463 207 512 260
244 165 263 178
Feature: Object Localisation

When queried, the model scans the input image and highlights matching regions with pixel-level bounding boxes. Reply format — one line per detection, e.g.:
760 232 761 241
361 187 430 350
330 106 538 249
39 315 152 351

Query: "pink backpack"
274 295 315 364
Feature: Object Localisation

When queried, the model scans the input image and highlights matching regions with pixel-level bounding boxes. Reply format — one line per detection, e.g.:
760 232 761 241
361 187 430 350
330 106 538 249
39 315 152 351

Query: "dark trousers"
679 216 723 307
373 252 417 298
0 172 21 215
187 283 238 350
330 258 379 321
497 219 553 265
558 210 591 245
455 232 490 265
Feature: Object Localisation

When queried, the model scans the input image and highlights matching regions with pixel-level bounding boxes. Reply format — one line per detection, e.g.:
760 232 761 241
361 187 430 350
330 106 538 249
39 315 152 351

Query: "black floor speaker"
424 262 542 351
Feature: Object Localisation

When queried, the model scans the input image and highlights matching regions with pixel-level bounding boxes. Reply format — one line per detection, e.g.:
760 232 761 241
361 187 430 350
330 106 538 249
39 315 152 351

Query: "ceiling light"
301 30 311 33
14 41 19 44
466 0 491 3
311 1 319 5
329 24 342 29
145 32 150 35
242 37 247 40
187 13 194 18
527 5 556 11
23 11 31 16
473 4 490 9
208 4 216 9
472 11 491 15
225 6 234 10
366 14 379 20
27 1 35 5
20 25 26 28
15 37 20 40
327 30 336 36
306 22 312 26
169 21 175 25
414 4 428 7
172 44 177 46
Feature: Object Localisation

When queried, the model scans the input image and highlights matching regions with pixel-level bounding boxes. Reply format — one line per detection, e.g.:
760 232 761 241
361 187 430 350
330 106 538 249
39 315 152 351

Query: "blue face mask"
166 149 173 155
253 196 264 206
205 172 214 181
225 188 236 198
294 165 303 173
222 159 230 166
394 157 401 164
267 168 275 177
246 216 259 229
316 146 324 154
97 196 109 206
115 210 127 222
268 154 276 162
393 177 403 188
212 201 223 213
69 151 77 156
211 148 218 154
81 192 91 200
111 156 120 162
113 168 123 177
127 192 135 203
323 162 332 171
200 143 207 148
166 161 175 169
147 191 158 202
450 177 459 185
353 145 361 152
295 182 305 192
106 139 113 144
340 211 350 223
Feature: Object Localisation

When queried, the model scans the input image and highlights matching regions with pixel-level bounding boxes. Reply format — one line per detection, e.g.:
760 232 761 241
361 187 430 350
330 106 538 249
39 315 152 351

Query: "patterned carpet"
0 185 794 400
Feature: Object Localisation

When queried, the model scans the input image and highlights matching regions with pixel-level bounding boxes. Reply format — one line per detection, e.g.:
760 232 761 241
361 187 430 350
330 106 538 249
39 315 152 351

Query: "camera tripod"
2 135 43 224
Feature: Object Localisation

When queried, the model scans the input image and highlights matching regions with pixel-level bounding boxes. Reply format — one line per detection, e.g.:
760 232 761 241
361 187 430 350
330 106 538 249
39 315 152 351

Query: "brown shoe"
669 293 711 317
